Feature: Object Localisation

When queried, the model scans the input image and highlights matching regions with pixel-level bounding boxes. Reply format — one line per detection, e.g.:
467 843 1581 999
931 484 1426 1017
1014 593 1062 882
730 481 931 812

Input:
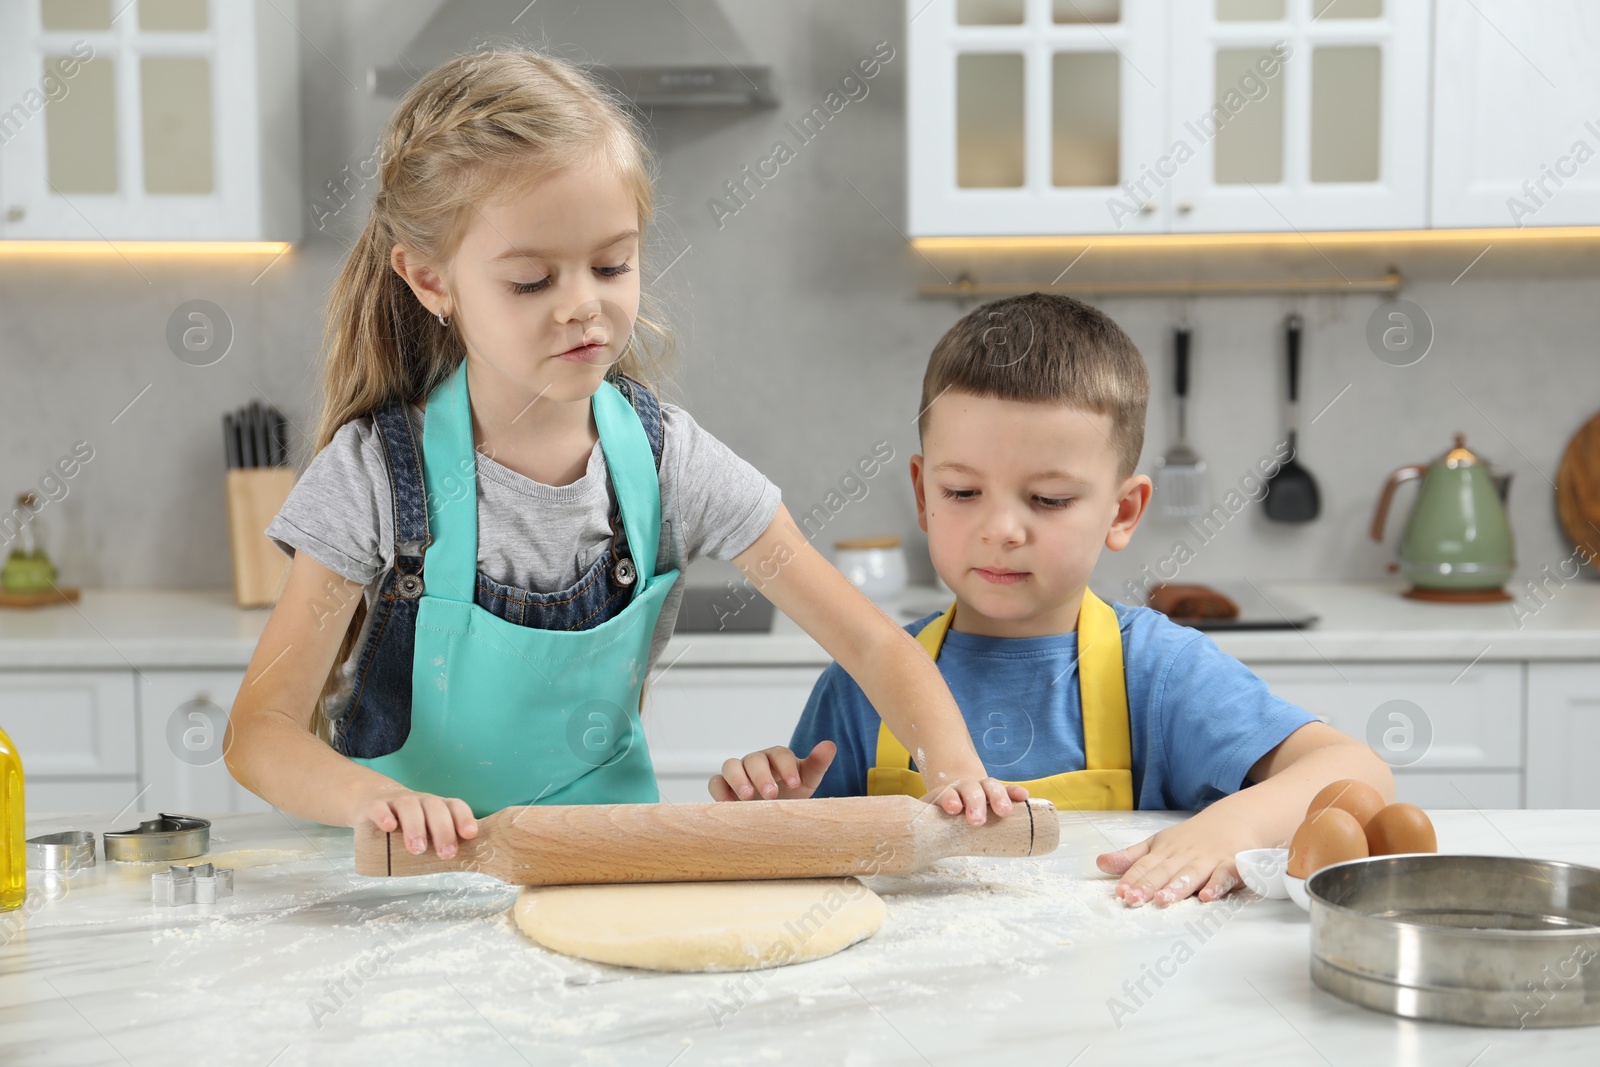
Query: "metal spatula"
1157 326 1208 519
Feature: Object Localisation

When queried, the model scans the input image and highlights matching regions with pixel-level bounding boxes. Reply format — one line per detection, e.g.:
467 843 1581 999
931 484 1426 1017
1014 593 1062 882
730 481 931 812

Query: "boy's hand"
352 787 478 860
1095 806 1261 906
710 741 837 801
708 742 1029 824
921 779 1031 825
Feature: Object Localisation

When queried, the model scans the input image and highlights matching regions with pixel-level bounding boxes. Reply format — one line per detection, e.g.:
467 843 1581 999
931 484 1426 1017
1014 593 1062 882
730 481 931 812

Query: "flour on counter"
111 825 1269 1056
862 854 1264 961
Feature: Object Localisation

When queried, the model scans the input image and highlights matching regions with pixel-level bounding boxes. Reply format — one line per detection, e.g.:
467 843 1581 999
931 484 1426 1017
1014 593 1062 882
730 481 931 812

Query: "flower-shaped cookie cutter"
152 862 235 906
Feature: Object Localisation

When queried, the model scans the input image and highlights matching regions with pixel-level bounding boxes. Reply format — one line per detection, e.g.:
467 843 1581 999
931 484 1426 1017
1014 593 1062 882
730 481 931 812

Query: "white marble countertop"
1 580 1597 670
5 808 1600 1065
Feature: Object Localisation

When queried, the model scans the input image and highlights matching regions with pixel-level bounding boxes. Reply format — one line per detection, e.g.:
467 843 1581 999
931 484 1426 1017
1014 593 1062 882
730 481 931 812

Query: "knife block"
225 468 297 607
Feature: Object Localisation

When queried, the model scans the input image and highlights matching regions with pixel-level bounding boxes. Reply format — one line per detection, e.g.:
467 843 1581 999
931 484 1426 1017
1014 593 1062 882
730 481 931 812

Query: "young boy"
711 293 1394 907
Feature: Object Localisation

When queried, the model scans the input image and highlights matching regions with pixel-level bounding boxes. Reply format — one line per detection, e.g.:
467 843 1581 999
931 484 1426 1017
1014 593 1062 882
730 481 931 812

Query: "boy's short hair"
918 292 1150 481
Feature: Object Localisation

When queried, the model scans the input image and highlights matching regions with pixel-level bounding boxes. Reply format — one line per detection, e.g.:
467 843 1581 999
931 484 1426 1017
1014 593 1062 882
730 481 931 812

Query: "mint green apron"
353 361 677 816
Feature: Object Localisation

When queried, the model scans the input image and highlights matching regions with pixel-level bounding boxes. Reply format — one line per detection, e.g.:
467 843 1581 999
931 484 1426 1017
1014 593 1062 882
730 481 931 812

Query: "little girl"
225 48 1021 860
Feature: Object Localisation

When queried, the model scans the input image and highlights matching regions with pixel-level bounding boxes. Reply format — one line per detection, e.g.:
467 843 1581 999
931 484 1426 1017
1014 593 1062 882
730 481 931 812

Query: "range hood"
372 0 777 107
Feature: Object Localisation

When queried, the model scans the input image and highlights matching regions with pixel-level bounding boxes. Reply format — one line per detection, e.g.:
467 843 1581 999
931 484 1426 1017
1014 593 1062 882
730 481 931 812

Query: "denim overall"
332 360 678 816
867 588 1135 810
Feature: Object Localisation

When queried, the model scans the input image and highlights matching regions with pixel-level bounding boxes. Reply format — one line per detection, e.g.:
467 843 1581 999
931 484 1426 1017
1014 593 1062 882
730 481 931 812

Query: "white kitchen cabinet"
908 0 1169 236
0 667 271 814
1247 661 1524 770
25 779 149 812
0 0 301 241
641 666 825 803
907 0 1429 236
0 670 139 813
1431 0 1600 228
136 669 274 814
1526 663 1600 809
1247 660 1525 806
1248 659 1523 809
1166 0 1430 232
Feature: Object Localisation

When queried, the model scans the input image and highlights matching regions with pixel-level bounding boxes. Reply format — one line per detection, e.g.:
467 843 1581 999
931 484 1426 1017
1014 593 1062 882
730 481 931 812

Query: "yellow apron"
865 588 1135 810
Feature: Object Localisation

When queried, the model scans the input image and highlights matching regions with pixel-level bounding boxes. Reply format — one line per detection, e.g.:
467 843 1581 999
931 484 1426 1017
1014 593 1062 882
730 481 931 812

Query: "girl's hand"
1095 808 1258 907
710 741 837 801
922 779 1030 825
352 788 479 860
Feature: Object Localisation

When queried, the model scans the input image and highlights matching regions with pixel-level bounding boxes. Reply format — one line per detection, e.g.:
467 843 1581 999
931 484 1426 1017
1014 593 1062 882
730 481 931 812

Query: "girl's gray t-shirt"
265 399 781 716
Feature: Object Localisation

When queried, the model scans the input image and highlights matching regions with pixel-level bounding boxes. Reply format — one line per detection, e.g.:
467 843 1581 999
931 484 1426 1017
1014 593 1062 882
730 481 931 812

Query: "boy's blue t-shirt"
789 601 1317 811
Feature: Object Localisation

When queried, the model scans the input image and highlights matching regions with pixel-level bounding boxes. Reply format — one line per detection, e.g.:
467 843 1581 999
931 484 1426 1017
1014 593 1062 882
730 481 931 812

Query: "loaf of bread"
1146 583 1240 619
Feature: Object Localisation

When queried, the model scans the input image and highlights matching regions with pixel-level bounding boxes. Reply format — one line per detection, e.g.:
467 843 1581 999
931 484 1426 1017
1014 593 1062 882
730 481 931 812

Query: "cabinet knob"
1177 200 1195 214
1139 201 1156 215
5 205 23 222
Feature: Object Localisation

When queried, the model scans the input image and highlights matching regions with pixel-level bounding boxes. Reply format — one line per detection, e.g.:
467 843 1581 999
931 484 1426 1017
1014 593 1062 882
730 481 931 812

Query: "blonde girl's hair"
307 46 675 742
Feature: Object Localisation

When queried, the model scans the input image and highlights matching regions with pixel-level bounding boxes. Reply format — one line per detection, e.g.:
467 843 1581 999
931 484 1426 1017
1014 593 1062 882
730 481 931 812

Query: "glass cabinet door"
910 0 1168 236
0 0 275 240
1165 0 1429 232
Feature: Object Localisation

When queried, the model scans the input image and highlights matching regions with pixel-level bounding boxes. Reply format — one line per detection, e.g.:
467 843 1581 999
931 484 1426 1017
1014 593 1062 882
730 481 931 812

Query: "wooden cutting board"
0 586 79 608
353 795 1060 886
1557 412 1600 569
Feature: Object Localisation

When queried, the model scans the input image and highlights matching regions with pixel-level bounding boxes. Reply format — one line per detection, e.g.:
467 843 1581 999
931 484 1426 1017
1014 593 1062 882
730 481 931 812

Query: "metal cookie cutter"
152 862 235 906
26 830 97 872
104 813 210 863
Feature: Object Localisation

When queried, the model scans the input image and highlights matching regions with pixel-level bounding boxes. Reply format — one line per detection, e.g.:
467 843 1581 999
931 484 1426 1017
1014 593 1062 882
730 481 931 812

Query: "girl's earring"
438 308 450 328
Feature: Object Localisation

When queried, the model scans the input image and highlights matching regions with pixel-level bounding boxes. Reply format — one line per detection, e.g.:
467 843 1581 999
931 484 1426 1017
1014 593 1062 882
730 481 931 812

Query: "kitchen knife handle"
252 402 269 468
223 414 238 469
233 410 248 469
274 409 290 467
240 406 256 469
266 408 281 467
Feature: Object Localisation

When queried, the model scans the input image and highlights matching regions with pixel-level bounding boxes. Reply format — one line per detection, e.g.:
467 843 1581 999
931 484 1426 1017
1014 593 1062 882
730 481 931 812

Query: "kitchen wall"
2 0 1596 605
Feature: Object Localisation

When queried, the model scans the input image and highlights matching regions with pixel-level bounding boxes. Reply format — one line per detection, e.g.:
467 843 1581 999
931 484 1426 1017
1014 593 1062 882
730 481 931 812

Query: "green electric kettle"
1370 433 1515 602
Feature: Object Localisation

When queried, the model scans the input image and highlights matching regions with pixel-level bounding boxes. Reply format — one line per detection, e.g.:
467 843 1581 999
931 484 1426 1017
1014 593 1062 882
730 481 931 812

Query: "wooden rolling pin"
353 795 1060 886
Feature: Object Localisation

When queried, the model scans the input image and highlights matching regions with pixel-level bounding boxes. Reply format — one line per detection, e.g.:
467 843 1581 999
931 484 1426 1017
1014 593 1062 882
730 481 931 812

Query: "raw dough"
512 878 886 972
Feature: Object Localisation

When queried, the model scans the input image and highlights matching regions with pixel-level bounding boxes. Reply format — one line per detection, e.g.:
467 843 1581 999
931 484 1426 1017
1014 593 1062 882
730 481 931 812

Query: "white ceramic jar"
831 536 908 600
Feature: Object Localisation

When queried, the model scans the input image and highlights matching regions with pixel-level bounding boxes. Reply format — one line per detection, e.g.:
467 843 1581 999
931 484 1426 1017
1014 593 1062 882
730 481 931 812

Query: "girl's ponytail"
313 209 461 454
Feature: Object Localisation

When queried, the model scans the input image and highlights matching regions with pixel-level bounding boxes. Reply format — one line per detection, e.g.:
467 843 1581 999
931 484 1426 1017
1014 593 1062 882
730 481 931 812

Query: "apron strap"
420 361 477 602
1078 588 1133 772
593 379 661 587
870 590 1133 799
371 401 431 589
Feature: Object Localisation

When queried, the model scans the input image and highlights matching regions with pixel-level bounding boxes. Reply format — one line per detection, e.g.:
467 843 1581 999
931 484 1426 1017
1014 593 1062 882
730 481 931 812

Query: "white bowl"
1235 847 1289 899
1285 872 1310 912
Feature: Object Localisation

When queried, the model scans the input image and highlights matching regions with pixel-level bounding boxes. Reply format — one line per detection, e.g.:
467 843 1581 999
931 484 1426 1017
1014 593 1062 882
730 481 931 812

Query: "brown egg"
1306 779 1386 828
1287 806 1370 879
1366 803 1437 856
